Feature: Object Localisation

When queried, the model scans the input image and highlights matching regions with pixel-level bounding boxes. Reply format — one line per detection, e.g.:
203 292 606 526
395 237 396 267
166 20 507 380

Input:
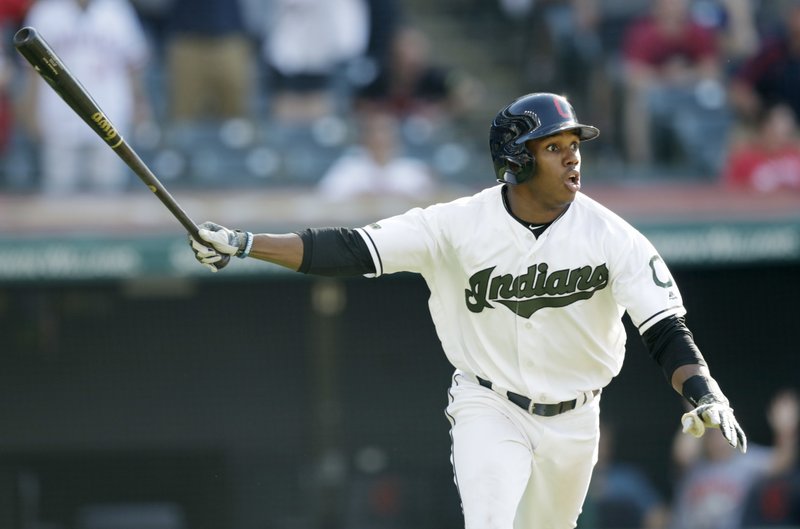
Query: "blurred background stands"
2 1 800 192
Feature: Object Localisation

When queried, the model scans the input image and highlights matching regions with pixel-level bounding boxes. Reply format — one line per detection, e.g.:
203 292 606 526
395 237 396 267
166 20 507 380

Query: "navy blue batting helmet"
489 93 599 184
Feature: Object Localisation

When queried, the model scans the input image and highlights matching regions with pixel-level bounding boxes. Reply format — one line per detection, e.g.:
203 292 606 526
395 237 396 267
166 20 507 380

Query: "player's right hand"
197 221 249 255
189 236 227 272
189 229 228 273
188 221 250 272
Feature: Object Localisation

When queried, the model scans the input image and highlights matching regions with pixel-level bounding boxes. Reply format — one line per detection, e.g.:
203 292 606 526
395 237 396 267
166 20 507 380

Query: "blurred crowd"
576 388 800 529
498 0 800 188
345 388 800 529
0 0 483 196
1 0 800 195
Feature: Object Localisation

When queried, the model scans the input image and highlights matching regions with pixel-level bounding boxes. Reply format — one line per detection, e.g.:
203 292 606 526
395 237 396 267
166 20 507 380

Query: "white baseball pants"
446 371 601 529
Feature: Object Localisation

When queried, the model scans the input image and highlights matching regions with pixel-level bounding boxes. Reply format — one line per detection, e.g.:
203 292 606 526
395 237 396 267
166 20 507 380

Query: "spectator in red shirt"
722 104 800 192
621 0 730 175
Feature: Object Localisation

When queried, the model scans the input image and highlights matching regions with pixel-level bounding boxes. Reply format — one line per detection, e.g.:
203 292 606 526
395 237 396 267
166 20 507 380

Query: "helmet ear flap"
497 152 536 184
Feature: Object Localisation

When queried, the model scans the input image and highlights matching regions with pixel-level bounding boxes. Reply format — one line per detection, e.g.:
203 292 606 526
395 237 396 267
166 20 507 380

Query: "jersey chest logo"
465 263 609 318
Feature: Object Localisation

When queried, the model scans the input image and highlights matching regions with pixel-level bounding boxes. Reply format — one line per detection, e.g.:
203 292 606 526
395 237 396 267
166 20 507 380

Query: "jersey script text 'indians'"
465 263 609 318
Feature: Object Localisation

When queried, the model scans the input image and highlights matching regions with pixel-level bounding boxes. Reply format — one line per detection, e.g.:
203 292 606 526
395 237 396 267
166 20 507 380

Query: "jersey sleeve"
608 229 686 334
355 206 440 277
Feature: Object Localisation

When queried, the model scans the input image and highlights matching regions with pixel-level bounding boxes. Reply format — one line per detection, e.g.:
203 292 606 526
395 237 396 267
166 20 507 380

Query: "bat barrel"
12 26 214 249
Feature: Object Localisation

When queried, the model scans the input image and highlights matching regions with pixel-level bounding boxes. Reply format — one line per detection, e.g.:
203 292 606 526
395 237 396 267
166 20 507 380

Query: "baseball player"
189 92 747 529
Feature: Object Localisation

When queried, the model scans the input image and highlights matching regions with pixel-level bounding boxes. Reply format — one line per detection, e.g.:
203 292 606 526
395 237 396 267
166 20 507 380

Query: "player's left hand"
681 395 748 453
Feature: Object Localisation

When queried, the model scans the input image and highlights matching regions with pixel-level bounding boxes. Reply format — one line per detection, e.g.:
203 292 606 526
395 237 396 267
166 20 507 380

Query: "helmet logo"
552 97 572 119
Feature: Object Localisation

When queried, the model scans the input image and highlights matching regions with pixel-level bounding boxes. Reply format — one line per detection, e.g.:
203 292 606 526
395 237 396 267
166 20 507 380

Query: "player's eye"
545 143 559 152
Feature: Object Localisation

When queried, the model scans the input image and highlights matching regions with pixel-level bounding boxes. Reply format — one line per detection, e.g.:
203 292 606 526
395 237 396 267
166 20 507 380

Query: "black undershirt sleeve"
295 227 377 277
642 314 707 382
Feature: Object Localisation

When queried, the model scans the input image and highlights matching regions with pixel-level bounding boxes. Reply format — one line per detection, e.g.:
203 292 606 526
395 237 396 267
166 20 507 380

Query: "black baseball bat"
13 26 229 266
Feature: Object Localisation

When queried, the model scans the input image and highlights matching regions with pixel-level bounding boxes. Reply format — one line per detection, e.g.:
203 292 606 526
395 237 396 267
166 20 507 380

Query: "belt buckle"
528 391 597 417
529 402 554 416
530 400 571 417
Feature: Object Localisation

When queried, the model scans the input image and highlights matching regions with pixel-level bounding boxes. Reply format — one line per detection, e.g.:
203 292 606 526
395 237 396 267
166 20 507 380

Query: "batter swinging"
189 93 747 529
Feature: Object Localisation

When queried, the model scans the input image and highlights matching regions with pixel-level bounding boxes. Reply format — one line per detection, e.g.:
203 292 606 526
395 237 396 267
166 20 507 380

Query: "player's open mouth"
566 171 581 192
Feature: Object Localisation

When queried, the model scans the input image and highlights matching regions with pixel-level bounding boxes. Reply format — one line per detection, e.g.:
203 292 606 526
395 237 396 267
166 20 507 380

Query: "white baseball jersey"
356 184 686 403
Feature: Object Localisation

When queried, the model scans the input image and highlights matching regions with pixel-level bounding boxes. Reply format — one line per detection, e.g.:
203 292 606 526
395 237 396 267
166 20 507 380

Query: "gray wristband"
236 231 254 259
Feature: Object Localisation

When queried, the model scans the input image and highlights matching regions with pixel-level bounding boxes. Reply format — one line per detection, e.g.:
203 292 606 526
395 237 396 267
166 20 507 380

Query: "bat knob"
214 255 231 271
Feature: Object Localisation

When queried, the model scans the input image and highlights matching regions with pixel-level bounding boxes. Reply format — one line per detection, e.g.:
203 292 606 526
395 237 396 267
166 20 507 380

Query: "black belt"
477 376 598 417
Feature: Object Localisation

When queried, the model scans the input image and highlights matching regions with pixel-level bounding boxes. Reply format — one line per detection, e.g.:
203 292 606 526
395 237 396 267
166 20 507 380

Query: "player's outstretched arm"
189 221 303 273
190 222 377 276
673 364 748 453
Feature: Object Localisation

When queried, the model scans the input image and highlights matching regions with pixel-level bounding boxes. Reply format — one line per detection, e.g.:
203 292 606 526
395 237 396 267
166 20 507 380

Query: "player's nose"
564 150 579 165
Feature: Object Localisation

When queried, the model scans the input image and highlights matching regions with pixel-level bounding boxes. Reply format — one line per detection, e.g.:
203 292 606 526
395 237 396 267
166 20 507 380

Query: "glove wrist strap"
235 231 254 259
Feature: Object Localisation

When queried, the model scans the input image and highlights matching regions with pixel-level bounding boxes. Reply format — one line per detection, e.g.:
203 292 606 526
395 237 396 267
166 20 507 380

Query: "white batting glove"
188 221 253 272
189 235 228 272
681 395 748 453
198 221 252 256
